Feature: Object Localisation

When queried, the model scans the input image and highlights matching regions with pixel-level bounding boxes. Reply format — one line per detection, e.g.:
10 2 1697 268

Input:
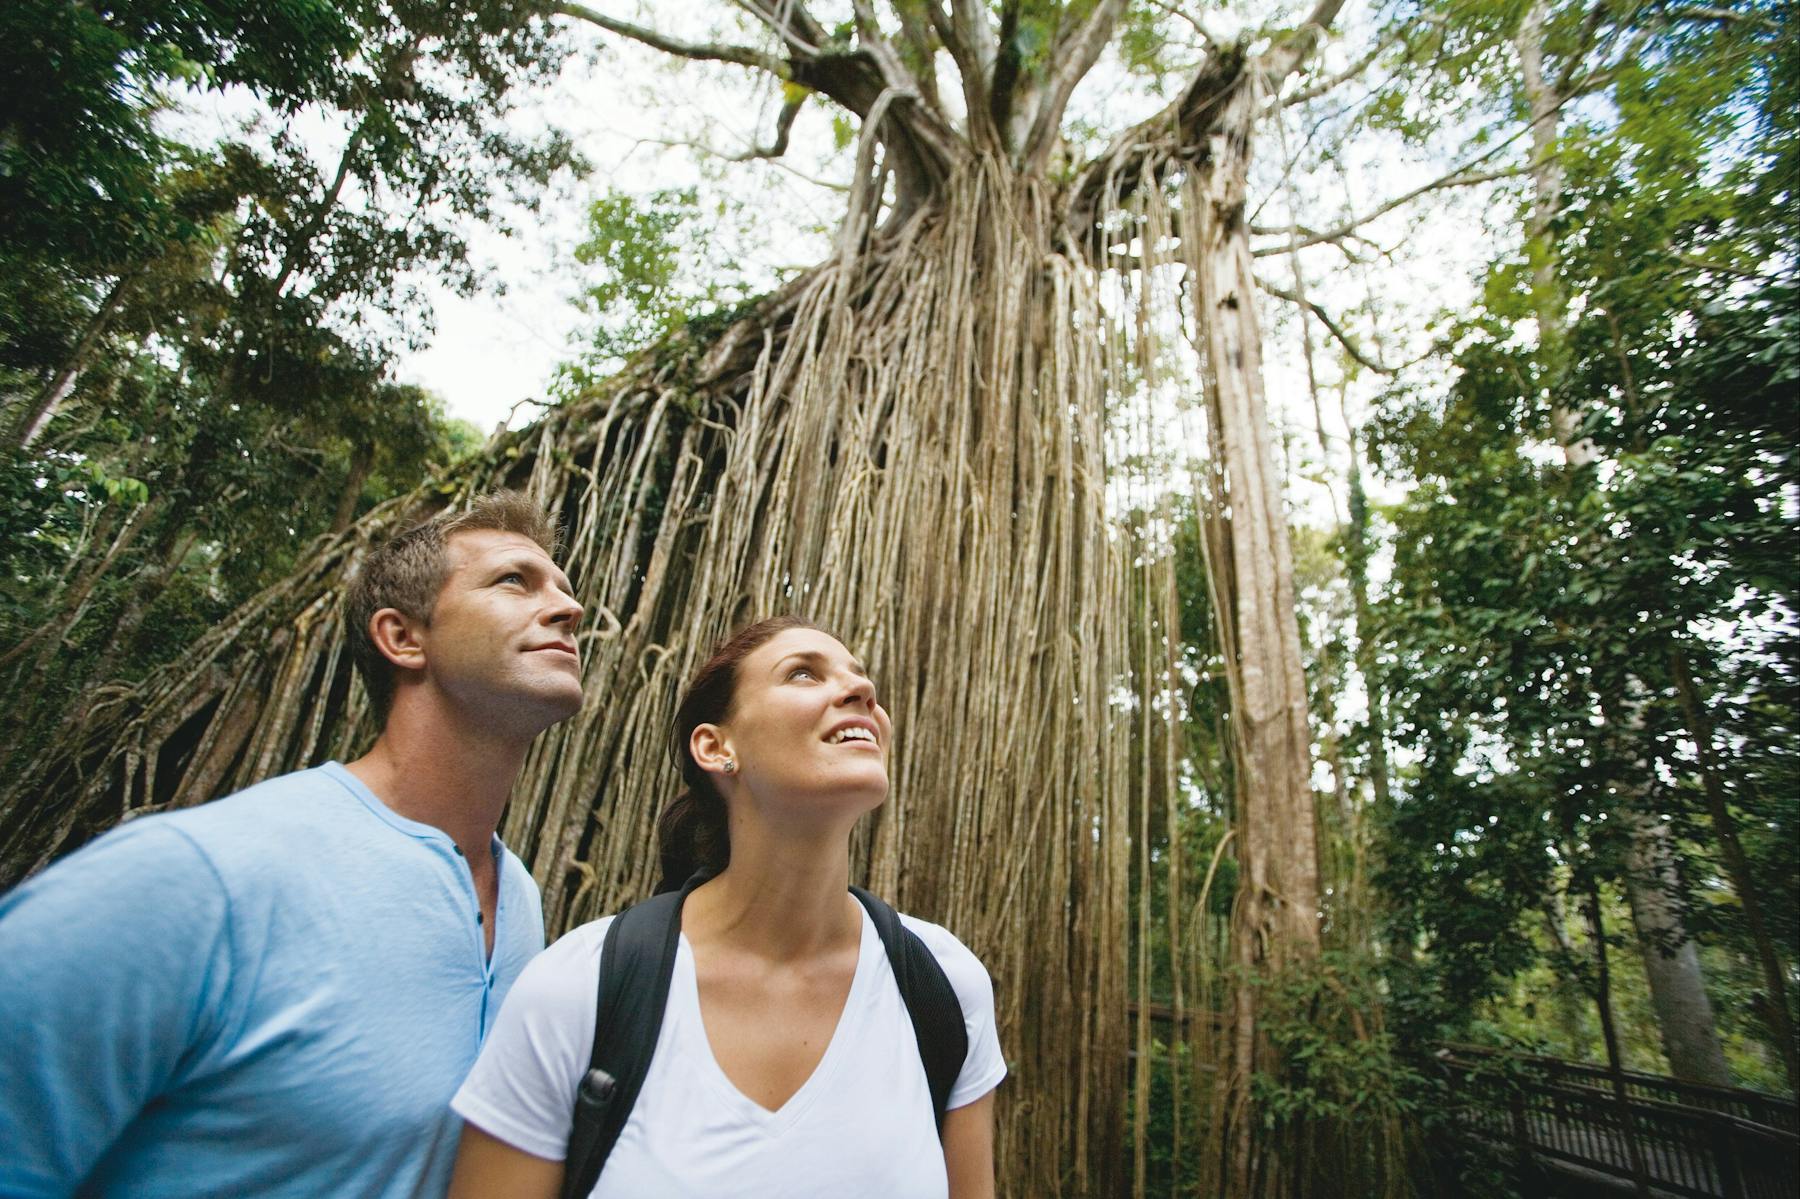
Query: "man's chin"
502 683 585 732
542 686 586 725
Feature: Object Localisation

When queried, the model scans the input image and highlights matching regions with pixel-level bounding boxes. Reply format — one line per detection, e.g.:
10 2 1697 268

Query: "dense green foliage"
1136 0 1795 1189
0 0 576 761
1358 0 1798 1094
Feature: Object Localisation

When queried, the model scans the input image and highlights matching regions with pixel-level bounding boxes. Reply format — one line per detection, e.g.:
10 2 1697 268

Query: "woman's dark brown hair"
656 615 822 892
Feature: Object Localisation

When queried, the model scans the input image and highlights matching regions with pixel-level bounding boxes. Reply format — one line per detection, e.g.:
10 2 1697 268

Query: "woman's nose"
839 673 876 707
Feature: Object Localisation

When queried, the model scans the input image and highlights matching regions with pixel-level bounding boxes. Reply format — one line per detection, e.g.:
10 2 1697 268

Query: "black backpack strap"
561 873 706 1199
850 886 970 1136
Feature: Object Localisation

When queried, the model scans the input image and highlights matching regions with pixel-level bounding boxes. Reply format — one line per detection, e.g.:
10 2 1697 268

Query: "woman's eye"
787 666 816 681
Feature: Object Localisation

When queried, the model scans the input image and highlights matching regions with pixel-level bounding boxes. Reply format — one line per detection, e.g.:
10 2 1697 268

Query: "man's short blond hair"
344 490 561 723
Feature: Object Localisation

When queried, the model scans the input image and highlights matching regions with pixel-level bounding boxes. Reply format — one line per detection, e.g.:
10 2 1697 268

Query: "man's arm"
944 1090 997 1199
0 822 231 1194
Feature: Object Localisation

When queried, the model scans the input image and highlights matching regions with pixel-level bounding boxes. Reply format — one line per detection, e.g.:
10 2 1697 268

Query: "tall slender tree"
1370 0 1795 1087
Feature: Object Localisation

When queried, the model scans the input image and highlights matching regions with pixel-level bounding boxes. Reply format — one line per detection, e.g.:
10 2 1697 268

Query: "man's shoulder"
132 765 365 873
160 761 352 822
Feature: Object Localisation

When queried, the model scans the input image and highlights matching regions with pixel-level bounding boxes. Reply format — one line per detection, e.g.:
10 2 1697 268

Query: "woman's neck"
684 823 860 962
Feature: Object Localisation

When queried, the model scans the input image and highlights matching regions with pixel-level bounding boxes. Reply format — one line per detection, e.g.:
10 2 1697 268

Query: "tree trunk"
15 267 138 449
1543 897 1599 1055
1619 806 1733 1085
1187 79 1323 1197
82 526 202 688
1199 86 1322 969
1516 1 1737 1085
1605 681 1734 1086
0 495 159 677
1669 646 1800 1089
1344 427 1392 814
331 445 375 535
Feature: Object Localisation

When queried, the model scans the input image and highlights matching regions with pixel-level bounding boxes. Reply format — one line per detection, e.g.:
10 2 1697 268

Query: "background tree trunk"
1620 806 1732 1085
13 266 138 449
1670 647 1800 1089
1516 0 1737 1090
1186 78 1324 1196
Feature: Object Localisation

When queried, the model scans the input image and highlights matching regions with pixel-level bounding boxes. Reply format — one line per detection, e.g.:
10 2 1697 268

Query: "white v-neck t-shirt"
452 905 1007 1198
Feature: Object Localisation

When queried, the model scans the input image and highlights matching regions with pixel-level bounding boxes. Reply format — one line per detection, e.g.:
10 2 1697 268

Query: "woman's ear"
690 724 737 778
368 607 428 672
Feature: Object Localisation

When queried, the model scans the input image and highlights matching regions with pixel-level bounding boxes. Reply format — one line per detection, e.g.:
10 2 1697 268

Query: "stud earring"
722 759 736 774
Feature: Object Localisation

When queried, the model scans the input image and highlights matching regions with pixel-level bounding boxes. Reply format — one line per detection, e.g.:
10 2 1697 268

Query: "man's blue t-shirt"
0 762 545 1198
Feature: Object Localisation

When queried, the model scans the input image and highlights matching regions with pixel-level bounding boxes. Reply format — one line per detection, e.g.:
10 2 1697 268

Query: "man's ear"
690 724 735 779
368 607 428 673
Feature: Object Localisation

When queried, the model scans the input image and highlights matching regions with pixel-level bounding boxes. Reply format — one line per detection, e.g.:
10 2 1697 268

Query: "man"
0 490 584 1197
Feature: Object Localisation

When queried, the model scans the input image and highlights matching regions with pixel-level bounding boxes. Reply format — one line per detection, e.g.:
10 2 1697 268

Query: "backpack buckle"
577 1067 616 1110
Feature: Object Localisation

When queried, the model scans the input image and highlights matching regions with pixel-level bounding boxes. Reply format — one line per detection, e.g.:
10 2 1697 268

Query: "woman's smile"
822 717 881 748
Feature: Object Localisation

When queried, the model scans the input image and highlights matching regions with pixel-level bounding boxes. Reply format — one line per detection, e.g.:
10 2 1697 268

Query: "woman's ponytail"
654 786 730 893
656 615 820 893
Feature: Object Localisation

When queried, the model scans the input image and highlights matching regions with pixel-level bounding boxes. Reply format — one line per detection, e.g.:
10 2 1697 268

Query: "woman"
447 616 1006 1198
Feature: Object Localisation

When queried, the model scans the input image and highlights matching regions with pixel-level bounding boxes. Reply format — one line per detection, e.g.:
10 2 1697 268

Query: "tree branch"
988 1 1025 151
1257 277 1403 373
558 1 956 202
1020 0 1131 173
1562 22 1657 99
1673 252 1781 281
1278 31 1396 107
553 2 787 74
1065 48 1246 237
891 5 943 110
922 1 980 115
1260 0 1352 80
635 135 849 190
1664 5 1778 24
731 0 826 56
1249 221 1376 261
1147 0 1226 51
852 0 931 102
1251 165 1525 256
729 94 807 160
1553 0 1612 97
949 0 999 79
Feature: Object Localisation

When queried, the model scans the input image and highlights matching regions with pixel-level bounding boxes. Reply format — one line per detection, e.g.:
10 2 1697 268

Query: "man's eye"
499 572 525 585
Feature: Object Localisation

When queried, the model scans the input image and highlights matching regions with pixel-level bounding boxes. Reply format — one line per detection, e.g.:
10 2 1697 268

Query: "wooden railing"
1122 1005 1798 1197
1438 1045 1799 1199
1444 1044 1799 1134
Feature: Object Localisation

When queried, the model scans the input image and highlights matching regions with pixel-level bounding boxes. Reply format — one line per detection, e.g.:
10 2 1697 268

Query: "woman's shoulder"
894 912 995 1008
505 914 618 1011
544 913 617 957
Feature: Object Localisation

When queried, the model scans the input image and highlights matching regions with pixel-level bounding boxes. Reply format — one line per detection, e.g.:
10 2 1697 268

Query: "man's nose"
546 589 583 628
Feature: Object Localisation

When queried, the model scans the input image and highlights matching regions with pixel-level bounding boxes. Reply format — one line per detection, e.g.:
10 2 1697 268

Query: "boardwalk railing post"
1507 1085 1544 1193
1606 1056 1654 1197
1708 1115 1746 1199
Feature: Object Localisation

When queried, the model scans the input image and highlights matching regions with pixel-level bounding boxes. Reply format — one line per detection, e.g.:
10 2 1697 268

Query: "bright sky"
217 1 1502 469
401 12 849 433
